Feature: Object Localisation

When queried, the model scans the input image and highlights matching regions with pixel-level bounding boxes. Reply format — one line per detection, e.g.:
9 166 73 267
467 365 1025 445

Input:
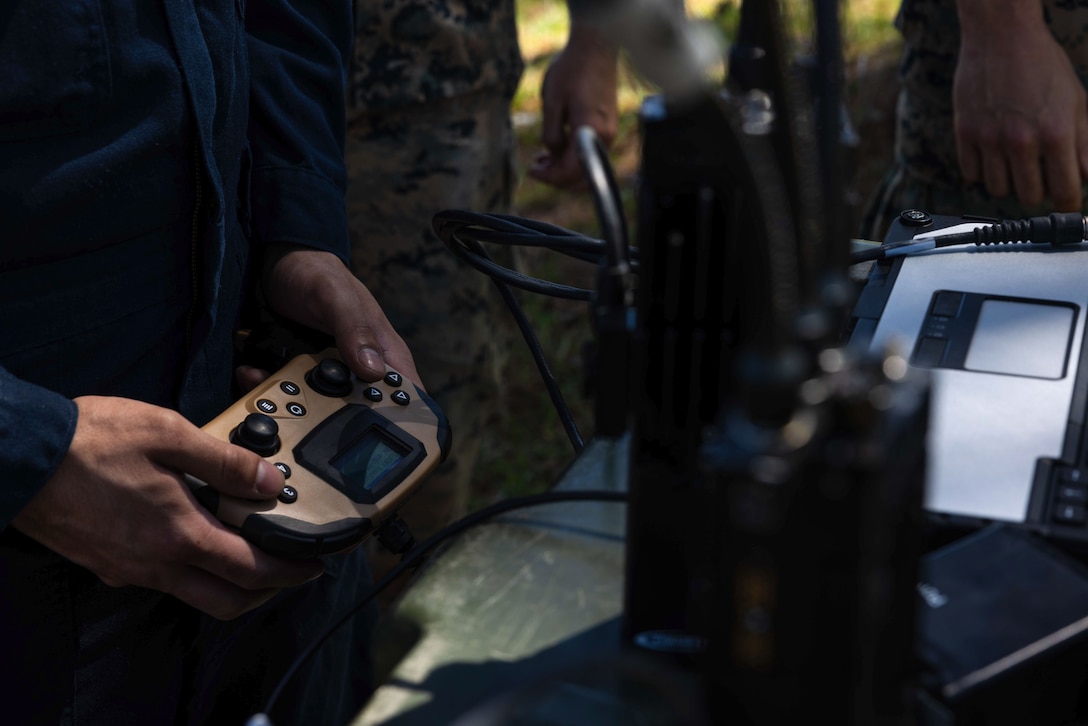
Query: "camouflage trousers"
345 90 518 552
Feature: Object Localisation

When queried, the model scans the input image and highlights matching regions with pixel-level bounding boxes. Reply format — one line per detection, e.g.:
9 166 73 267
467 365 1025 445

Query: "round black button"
286 402 306 417
256 399 277 414
231 413 280 457
391 389 411 406
274 462 292 479
384 371 403 387
307 358 352 397
364 387 383 402
280 381 301 396
899 208 932 227
278 485 298 504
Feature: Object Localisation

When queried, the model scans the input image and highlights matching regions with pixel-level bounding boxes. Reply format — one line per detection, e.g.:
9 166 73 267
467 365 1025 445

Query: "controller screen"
331 429 406 493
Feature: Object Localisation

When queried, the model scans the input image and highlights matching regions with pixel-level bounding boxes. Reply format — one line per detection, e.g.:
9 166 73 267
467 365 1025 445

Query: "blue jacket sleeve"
246 0 354 264
0 367 78 529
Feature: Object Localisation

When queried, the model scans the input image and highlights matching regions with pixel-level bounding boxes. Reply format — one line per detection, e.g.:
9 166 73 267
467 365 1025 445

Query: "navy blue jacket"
0 0 353 529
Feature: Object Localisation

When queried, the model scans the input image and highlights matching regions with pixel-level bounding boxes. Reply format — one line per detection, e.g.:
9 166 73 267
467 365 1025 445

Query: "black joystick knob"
307 358 353 397
231 412 280 456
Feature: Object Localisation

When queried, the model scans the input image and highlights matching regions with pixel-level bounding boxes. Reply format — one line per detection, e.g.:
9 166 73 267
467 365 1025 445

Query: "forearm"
956 0 1047 49
567 12 618 57
956 0 1054 82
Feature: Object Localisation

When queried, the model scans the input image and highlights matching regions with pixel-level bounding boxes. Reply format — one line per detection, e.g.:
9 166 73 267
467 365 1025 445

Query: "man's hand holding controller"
11 396 323 621
12 247 423 621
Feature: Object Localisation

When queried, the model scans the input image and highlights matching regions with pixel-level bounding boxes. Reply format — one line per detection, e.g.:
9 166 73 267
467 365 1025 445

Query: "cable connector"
967 212 1088 247
375 516 416 556
850 213 1088 264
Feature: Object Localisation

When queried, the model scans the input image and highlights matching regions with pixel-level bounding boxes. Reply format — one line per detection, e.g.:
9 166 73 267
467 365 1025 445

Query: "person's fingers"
236 364 272 392
175 516 324 596
539 65 567 155
1003 123 1044 207
107 539 319 620
528 148 588 189
954 110 985 190
158 416 285 500
1078 112 1088 186
333 290 421 386
260 247 422 386
979 145 1012 199
336 321 387 381
1068 106 1088 210
1042 138 1081 211
168 568 282 620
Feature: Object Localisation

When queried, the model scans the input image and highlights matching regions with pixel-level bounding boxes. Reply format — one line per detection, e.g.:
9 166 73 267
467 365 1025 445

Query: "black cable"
434 127 637 447
434 209 628 300
482 237 586 453
573 124 637 436
435 208 635 453
252 488 629 723
574 126 632 287
849 213 1088 264
453 228 604 263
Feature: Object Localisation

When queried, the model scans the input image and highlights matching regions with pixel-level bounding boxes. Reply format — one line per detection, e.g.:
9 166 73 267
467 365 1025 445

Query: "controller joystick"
307 358 353 397
232 412 280 456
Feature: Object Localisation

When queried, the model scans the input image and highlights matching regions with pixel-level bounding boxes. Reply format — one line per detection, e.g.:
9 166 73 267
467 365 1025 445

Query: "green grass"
844 0 901 55
471 0 901 506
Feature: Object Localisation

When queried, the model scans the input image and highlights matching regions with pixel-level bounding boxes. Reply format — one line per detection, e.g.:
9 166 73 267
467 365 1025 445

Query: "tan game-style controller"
186 349 451 558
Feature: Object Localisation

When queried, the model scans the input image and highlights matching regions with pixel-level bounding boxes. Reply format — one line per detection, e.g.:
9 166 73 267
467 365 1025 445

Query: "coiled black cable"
432 125 640 454
432 209 610 301
433 210 593 453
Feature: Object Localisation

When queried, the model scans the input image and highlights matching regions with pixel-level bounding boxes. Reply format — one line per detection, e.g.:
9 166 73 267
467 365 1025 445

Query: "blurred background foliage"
471 0 902 506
